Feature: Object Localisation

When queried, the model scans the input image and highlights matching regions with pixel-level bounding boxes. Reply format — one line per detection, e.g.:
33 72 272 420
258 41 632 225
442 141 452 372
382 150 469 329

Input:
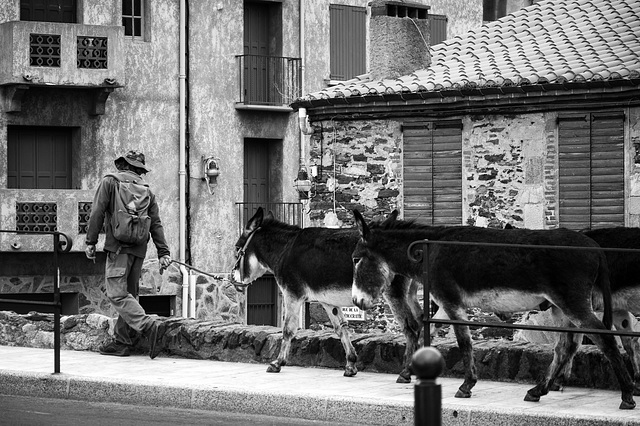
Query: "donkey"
351 210 636 410
231 207 422 378
542 227 640 395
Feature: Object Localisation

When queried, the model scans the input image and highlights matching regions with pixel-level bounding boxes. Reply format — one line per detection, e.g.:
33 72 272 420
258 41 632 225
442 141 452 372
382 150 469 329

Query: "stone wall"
308 119 402 227
0 310 628 391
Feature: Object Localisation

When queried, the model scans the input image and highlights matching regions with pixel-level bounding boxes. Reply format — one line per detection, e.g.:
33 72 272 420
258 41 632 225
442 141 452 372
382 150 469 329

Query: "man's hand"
85 244 96 262
159 255 172 274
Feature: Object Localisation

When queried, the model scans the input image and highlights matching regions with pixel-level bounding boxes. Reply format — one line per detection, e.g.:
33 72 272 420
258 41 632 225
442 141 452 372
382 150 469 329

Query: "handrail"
0 229 72 374
407 239 640 347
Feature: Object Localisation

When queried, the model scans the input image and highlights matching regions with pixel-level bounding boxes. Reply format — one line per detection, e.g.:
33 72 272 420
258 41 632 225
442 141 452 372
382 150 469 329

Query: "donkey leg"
614 311 640 396
573 312 636 409
546 307 576 392
321 303 358 377
444 306 477 398
383 277 422 383
525 329 581 401
268 294 303 373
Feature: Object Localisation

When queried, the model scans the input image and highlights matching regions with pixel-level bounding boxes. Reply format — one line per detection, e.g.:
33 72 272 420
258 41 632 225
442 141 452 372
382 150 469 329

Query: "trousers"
105 251 156 345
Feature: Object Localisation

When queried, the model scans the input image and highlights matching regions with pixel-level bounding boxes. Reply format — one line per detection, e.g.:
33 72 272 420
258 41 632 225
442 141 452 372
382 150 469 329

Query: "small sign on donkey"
341 306 365 322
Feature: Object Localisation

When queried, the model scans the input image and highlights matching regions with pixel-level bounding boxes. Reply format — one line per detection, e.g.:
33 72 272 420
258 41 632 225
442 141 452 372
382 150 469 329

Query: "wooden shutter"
558 112 624 230
330 4 366 81
8 126 72 189
428 14 448 45
403 120 462 225
20 0 77 23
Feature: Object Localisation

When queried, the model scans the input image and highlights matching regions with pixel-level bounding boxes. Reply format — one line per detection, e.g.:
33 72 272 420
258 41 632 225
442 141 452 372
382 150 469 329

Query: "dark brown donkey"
351 210 635 410
231 207 421 379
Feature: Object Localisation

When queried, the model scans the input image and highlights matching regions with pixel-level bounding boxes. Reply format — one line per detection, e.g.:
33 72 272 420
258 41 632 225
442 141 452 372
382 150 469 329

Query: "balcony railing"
236 202 303 236
235 55 301 110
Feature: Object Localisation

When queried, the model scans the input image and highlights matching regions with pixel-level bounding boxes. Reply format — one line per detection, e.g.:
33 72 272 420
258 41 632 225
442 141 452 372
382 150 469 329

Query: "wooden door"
244 2 270 104
244 138 278 326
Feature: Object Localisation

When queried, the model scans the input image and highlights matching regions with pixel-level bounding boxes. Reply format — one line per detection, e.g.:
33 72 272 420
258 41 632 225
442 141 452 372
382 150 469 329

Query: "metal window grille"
16 202 58 232
77 36 108 69
29 33 61 67
122 0 144 40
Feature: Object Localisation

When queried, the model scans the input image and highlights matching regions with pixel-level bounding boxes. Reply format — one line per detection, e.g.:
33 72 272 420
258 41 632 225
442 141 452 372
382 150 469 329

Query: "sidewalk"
0 345 638 425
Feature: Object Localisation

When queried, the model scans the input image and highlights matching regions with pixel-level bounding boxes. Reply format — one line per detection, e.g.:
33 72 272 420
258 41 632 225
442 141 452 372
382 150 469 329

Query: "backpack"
106 172 152 245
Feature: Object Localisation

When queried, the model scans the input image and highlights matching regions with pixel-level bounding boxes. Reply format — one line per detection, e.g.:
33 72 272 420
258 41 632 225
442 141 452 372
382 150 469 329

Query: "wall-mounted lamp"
293 167 312 199
202 156 221 195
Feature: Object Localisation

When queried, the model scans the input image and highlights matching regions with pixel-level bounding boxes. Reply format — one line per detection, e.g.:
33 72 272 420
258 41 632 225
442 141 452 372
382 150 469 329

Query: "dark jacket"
85 171 170 259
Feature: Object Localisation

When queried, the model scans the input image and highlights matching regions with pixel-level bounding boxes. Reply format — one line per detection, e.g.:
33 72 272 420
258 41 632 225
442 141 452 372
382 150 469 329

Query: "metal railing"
408 239 640 426
408 240 640 346
0 229 72 374
236 202 303 236
235 54 302 107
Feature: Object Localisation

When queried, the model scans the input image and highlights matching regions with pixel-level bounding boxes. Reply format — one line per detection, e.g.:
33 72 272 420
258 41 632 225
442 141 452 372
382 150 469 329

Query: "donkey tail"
596 255 613 330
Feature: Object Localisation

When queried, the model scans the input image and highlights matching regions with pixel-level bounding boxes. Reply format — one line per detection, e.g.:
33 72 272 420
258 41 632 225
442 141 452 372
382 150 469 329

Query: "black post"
53 232 61 374
423 240 431 347
412 346 444 426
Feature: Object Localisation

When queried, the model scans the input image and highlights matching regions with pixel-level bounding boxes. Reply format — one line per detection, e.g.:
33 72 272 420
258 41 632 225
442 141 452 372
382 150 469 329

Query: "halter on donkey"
231 207 421 378
351 210 636 410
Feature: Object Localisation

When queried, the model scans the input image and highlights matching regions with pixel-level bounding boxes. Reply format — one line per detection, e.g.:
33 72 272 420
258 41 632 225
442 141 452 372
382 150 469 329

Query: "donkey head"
351 209 395 310
232 207 270 284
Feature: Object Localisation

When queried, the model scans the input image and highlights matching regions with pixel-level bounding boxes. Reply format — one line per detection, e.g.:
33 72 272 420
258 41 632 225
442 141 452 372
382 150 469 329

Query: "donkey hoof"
267 364 281 373
619 400 636 410
344 367 357 377
455 389 472 398
524 392 540 402
549 383 563 392
396 375 411 384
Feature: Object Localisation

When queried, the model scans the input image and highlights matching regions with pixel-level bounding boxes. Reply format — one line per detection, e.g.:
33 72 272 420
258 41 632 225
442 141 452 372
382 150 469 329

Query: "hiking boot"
99 340 130 357
148 322 166 360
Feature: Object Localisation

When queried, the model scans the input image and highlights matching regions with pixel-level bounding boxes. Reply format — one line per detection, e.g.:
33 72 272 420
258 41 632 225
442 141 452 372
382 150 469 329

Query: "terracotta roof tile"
297 0 640 105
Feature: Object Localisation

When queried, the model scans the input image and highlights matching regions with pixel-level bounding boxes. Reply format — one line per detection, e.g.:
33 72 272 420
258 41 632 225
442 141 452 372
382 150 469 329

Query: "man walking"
85 150 171 359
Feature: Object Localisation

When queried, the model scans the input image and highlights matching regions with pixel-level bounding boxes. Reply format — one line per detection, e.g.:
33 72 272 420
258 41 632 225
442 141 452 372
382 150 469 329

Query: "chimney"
369 1 432 81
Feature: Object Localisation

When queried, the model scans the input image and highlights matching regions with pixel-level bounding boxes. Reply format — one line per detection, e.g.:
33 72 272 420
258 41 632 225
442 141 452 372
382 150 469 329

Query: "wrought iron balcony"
235 55 302 111
236 202 303 235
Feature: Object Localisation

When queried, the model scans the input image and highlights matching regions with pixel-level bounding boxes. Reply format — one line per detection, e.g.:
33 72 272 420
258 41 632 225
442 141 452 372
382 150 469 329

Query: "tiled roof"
295 0 640 106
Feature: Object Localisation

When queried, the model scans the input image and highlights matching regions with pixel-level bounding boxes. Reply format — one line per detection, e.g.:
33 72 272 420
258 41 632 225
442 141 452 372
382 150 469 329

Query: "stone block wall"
0 311 628 392
307 119 402 227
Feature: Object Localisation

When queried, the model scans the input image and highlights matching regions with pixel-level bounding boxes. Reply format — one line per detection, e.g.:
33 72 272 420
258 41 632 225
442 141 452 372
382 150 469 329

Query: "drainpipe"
179 0 189 317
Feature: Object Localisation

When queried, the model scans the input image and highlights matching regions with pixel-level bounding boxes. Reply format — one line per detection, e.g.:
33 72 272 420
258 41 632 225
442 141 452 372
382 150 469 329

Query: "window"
20 0 77 23
483 0 508 22
8 126 73 189
122 0 145 40
558 112 625 229
402 120 463 225
330 4 366 81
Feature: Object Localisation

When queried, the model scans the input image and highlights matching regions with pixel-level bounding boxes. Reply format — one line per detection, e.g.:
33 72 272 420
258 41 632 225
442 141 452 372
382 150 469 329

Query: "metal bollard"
412 346 444 426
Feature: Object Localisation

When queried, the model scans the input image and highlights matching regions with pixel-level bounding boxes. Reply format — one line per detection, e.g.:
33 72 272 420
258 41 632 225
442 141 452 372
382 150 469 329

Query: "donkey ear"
380 209 399 227
265 210 275 220
246 207 264 233
353 209 370 240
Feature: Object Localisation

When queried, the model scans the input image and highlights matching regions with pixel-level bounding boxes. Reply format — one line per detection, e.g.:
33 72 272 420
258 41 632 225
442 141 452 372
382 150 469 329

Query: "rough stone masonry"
0 310 627 392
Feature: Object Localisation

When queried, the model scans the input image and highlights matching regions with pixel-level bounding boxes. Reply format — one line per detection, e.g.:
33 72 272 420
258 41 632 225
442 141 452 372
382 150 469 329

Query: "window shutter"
402 120 462 225
330 4 366 81
590 113 624 227
558 112 624 230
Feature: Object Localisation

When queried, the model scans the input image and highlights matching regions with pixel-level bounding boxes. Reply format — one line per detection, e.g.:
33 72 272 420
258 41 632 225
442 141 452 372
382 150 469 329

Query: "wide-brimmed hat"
115 150 151 172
